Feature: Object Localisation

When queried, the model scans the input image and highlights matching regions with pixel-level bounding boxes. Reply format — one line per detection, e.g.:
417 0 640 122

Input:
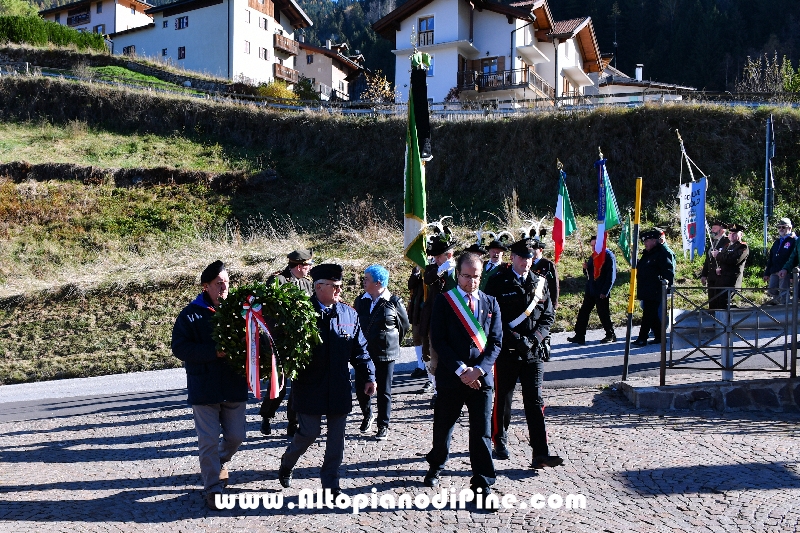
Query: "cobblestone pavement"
1 381 799 533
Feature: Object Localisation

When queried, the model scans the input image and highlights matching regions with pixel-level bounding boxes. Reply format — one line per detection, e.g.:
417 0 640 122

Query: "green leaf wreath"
212 279 321 381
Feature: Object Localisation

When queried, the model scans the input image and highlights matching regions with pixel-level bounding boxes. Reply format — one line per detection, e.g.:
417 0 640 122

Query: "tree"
359 69 396 102
0 0 38 17
293 75 321 102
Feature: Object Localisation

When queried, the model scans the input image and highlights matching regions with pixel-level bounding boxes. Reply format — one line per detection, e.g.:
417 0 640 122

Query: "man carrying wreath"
171 260 248 510
278 263 376 498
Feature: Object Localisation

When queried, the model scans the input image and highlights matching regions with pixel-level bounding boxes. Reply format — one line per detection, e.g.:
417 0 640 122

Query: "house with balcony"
586 60 696 104
372 0 601 105
108 0 311 86
40 0 154 35
296 41 364 101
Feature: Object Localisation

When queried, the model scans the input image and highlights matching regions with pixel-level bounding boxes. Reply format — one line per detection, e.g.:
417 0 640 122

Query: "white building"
296 41 363 101
40 0 154 35
372 0 601 105
109 0 312 85
586 61 696 104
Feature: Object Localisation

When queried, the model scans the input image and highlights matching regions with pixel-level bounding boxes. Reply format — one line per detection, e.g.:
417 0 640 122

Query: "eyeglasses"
778 225 790 229
320 282 342 291
458 273 481 281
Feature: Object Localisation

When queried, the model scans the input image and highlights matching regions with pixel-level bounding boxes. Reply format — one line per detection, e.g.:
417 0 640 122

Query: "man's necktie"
468 294 475 315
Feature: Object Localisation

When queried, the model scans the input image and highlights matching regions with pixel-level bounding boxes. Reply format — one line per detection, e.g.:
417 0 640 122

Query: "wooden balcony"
457 67 554 99
274 63 298 84
274 33 299 56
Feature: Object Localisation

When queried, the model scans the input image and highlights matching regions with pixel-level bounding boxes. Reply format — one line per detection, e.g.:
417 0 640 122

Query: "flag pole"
622 177 643 381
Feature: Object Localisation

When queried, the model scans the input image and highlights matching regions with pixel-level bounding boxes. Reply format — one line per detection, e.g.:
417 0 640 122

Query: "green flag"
618 210 632 265
403 62 427 268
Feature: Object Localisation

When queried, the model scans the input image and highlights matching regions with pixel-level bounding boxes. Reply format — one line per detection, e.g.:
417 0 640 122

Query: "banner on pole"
679 177 706 260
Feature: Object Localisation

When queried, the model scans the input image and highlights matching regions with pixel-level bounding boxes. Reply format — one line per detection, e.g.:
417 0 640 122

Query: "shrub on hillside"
0 15 105 51
257 79 299 102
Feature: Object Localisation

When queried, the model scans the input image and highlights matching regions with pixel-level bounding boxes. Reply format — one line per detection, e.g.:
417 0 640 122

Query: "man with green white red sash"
424 252 503 511
484 237 561 469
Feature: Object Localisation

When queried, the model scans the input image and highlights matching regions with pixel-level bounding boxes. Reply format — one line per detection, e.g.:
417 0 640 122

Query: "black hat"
530 238 546 250
200 260 226 284
309 263 343 282
640 229 661 242
508 237 536 259
709 220 729 229
729 224 747 233
427 236 456 256
464 243 487 255
287 249 313 265
486 239 508 251
589 235 598 242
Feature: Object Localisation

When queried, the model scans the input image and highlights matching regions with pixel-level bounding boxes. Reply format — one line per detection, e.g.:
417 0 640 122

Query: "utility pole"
763 115 775 254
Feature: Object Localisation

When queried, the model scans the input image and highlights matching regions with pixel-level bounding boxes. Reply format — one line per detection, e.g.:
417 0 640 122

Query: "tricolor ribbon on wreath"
241 295 282 400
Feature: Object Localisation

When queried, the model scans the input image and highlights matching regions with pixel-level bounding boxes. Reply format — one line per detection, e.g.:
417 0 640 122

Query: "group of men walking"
170 217 795 512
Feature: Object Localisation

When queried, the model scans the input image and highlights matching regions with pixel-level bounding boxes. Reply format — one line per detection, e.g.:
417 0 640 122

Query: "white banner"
679 177 706 259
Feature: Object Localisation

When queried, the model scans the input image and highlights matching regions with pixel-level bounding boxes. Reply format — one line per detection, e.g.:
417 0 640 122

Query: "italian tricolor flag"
403 54 428 268
593 159 621 279
553 169 576 264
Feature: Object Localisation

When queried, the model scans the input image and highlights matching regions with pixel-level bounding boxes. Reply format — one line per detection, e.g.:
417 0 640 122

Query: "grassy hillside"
0 74 790 384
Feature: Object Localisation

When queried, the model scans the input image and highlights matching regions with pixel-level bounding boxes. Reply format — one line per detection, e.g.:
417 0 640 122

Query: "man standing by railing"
700 221 730 309
765 218 796 304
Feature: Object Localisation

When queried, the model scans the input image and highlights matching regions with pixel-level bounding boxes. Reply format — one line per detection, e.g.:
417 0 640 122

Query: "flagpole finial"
556 159 563 170
598 147 604 160
676 129 683 143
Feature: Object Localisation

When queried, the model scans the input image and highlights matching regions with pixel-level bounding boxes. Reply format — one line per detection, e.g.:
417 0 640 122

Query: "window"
306 54 313 64
96 2 102 14
258 17 266 29
122 45 135 56
175 16 188 29
427 55 434 76
258 0 264 3
66 6 90 26
244 40 250 54
163 20 168 28
162 48 168 56
178 46 186 60
339 80 345 91
55 13 60 23
258 47 269 60
481 57 498 75
130 6 135 14
418 16 434 46
93 24 105 34
245 10 250 23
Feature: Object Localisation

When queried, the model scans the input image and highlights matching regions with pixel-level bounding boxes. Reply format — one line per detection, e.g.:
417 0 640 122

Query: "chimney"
635 64 643 81
326 40 332 50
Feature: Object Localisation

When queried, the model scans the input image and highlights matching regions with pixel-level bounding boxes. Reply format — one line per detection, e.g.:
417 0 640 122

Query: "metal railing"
457 67 554 98
659 272 799 385
417 31 434 46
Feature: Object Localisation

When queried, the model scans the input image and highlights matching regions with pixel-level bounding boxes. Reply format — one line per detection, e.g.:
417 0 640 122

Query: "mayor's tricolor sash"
242 295 282 400
443 289 487 352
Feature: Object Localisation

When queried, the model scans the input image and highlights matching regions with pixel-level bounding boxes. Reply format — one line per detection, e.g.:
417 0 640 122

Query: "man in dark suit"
700 221 730 309
424 252 503 511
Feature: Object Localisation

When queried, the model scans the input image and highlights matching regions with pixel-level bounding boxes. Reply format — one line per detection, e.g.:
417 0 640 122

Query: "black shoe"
410 367 427 378
360 414 375 433
376 426 388 441
260 418 271 436
286 422 297 438
472 486 499 512
493 447 510 460
648 338 662 345
632 338 648 347
531 455 564 469
567 335 585 345
600 334 617 343
420 138 433 162
430 393 437 409
423 467 441 487
418 381 434 394
278 467 293 488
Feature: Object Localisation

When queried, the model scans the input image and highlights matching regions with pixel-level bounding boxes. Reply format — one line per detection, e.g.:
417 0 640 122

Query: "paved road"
1 331 798 532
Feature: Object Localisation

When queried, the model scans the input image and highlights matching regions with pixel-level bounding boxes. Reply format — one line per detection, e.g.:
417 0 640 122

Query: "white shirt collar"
361 289 391 301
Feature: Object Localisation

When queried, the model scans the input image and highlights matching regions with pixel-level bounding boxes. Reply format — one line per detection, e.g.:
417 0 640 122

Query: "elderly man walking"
172 260 248 510
278 264 376 499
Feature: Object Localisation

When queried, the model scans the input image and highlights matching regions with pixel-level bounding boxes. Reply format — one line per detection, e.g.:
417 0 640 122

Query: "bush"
0 16 105 51
256 79 299 102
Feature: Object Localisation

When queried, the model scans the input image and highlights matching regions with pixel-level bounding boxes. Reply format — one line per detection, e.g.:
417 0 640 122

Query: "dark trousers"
280 412 347 490
707 279 728 309
259 377 296 425
573 293 614 337
426 383 495 489
638 299 662 341
492 354 549 457
410 67 430 152
356 360 394 428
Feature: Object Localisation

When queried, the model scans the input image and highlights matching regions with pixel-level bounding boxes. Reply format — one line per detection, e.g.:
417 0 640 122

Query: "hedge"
0 15 105 51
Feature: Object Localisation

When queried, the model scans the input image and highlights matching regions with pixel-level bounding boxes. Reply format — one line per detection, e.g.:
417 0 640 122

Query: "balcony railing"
417 30 434 46
458 67 554 99
274 63 298 84
274 33 299 56
67 12 90 26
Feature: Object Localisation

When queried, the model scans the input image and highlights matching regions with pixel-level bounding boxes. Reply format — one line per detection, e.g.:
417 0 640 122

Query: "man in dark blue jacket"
568 235 617 344
424 252 503 511
278 264 376 498
171 260 248 510
764 218 796 304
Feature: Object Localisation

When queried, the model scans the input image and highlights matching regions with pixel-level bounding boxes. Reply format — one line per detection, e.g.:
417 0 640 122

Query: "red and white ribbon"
242 295 282 400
